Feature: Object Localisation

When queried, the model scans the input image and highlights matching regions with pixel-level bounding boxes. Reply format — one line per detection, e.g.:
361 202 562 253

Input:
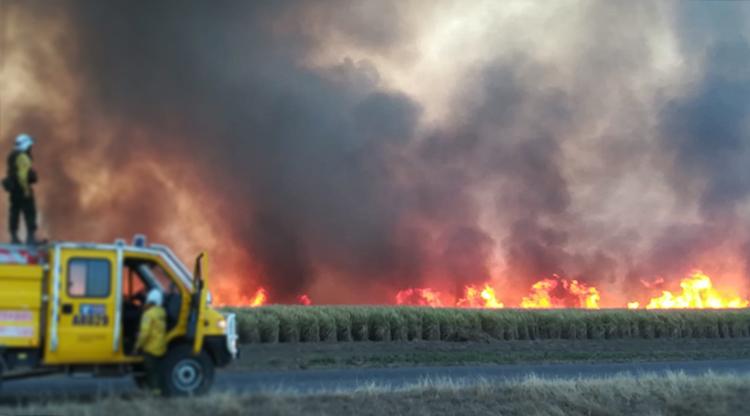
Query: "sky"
2 1 750 305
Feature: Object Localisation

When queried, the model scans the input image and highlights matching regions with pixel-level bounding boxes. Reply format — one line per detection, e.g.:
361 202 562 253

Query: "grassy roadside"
232 338 750 370
8 373 750 416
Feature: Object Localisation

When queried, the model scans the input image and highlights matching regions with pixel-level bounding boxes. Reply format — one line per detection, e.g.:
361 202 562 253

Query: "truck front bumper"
224 312 239 359
204 335 239 367
204 312 240 367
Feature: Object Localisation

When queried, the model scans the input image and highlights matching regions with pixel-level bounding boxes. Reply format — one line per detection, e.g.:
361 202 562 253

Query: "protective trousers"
143 353 162 392
9 193 37 239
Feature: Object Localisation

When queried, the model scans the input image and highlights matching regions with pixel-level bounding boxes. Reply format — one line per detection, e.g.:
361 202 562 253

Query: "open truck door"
189 252 210 355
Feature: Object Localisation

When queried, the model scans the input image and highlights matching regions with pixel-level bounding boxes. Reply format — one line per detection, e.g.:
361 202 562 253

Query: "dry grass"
7 372 750 416
224 306 750 344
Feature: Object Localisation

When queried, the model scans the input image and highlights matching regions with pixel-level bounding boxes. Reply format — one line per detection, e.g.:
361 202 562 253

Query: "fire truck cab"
0 236 238 396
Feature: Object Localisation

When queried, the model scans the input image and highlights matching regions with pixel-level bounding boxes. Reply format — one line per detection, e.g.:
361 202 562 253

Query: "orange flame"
216 272 746 309
397 278 603 309
520 276 600 309
298 294 313 306
212 286 316 307
396 288 445 307
520 279 556 308
457 284 504 308
212 285 268 307
630 271 748 309
396 284 504 308
565 279 601 309
249 287 268 307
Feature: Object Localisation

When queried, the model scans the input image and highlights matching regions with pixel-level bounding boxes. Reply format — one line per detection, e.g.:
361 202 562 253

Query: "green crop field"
224 306 750 344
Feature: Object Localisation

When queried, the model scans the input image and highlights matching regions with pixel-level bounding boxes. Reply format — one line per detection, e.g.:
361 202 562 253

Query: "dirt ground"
232 337 750 370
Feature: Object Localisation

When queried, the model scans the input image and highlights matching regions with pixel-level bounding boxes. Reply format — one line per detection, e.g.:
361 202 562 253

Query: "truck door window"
67 259 111 298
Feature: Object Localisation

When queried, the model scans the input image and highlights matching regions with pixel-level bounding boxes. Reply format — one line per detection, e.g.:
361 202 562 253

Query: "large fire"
212 271 748 309
627 271 749 309
520 276 601 309
395 288 445 307
394 275 600 309
249 288 268 307
213 286 312 308
457 284 504 308
394 284 503 308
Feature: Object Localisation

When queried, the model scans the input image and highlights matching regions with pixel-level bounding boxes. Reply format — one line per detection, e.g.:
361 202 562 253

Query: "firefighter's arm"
134 311 152 352
16 153 31 196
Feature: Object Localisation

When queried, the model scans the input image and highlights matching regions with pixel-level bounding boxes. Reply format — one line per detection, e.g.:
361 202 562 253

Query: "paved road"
3 359 750 400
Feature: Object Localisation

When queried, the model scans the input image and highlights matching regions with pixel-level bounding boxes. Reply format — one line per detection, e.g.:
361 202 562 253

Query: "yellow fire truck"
0 235 239 396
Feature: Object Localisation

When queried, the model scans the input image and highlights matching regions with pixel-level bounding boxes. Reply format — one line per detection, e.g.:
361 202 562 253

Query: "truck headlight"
217 319 227 331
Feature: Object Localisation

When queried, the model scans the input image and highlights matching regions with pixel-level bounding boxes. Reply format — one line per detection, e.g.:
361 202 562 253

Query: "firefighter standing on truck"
3 134 38 244
134 289 168 392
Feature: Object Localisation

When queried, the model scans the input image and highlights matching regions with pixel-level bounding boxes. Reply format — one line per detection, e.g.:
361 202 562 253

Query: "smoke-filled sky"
2 1 750 304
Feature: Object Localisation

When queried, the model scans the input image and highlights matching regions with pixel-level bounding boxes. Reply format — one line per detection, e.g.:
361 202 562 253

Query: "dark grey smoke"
661 41 750 220
439 62 575 285
6 1 750 303
649 2 750 281
4 0 489 302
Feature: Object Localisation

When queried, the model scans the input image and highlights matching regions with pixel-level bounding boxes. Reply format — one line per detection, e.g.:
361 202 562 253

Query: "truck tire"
159 345 214 397
0 355 5 391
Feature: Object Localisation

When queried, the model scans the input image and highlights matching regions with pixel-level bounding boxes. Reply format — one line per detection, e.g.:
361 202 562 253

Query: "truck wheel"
0 356 5 391
159 345 214 397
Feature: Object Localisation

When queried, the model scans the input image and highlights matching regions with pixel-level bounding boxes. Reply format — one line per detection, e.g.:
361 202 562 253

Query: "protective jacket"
6 151 33 197
135 306 167 357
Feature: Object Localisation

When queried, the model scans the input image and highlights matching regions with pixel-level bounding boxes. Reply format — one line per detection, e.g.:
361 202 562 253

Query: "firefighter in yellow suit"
5 134 38 244
134 289 167 392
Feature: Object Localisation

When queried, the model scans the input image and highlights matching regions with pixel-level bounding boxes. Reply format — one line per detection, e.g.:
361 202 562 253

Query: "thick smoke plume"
2 1 750 304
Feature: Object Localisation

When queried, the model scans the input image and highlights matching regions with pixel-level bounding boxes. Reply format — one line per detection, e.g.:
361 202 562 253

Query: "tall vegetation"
224 306 750 344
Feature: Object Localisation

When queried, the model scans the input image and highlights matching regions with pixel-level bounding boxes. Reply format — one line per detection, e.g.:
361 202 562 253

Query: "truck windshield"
150 244 193 290
136 263 179 295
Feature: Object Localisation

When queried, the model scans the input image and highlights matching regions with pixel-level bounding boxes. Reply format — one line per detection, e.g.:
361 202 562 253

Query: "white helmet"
146 289 163 306
15 134 34 152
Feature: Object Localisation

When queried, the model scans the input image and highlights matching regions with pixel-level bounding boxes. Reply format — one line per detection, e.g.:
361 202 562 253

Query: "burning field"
394 271 750 310
216 271 750 310
4 1 750 308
